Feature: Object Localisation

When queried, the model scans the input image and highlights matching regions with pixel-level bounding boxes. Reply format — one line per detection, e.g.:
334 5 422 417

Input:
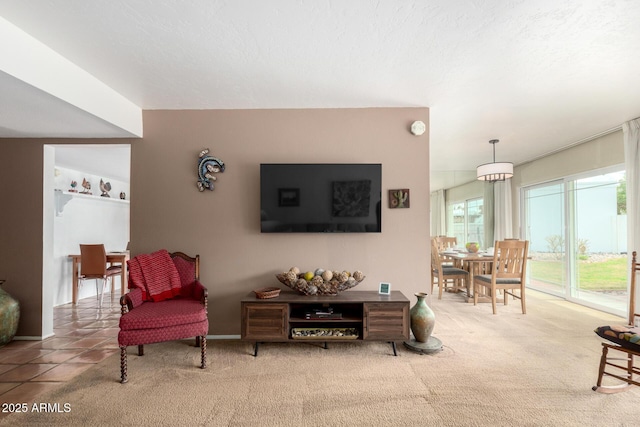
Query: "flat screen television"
260 163 382 233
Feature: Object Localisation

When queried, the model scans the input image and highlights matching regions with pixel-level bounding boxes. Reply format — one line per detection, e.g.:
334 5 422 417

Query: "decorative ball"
290 267 300 275
322 270 333 281
353 271 364 281
347 277 356 286
285 271 298 282
307 285 318 295
295 278 307 290
314 268 325 277
337 272 349 283
311 275 324 286
303 271 314 281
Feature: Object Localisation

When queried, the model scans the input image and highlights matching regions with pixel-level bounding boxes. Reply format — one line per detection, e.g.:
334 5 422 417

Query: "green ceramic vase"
0 282 20 347
410 292 435 343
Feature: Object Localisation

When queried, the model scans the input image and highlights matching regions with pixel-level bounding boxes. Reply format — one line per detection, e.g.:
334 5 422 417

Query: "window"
446 197 484 247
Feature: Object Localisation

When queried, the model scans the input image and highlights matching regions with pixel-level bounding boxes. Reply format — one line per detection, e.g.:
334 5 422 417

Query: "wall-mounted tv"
260 163 382 233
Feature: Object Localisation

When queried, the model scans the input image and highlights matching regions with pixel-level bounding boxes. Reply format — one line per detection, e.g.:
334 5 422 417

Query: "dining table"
440 250 497 303
68 252 129 304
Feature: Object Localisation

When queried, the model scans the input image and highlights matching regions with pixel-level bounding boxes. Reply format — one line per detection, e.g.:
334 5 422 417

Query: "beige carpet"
2 290 638 426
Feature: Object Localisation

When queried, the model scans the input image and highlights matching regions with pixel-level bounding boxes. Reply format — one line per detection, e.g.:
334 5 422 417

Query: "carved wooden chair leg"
200 336 207 369
138 344 144 356
592 345 608 390
120 346 128 384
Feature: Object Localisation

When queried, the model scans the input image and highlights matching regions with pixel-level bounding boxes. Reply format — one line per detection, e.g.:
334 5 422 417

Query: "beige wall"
0 139 134 336
0 141 44 335
1 108 430 337
134 108 430 335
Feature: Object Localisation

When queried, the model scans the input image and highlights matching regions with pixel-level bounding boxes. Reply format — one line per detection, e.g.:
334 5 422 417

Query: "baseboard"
13 334 54 341
207 335 241 340
12 334 240 342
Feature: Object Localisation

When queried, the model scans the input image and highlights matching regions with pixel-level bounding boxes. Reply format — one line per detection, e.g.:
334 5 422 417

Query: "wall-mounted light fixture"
476 139 513 182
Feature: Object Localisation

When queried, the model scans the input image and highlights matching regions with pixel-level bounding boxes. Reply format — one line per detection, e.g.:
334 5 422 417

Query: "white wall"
52 167 129 306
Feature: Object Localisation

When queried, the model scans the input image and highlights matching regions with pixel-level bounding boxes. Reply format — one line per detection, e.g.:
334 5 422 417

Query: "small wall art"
196 148 225 192
389 189 410 208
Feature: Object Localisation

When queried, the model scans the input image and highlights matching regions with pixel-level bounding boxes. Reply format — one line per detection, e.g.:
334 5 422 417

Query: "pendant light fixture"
476 139 513 182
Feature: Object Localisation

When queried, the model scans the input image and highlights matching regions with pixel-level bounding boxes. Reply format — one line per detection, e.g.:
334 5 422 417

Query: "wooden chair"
473 239 529 314
79 244 122 307
435 236 457 267
593 251 640 393
431 238 468 299
435 236 457 252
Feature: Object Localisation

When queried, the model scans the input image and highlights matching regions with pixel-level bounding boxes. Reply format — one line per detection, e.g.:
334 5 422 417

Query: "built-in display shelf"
54 189 129 216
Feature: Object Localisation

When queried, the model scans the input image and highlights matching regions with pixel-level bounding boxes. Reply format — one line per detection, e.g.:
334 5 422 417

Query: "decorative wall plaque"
196 148 225 192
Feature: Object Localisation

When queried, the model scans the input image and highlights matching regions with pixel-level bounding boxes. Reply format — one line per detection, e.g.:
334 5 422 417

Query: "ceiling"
1 0 640 190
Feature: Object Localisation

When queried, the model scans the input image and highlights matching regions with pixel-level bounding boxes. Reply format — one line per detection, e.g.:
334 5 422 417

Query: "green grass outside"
530 256 627 291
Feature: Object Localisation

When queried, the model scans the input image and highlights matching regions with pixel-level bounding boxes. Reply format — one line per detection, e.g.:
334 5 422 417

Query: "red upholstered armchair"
118 250 208 383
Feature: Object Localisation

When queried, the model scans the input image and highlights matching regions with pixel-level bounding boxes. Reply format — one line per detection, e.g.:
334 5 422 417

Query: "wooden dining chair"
435 236 457 252
473 239 529 314
79 244 122 307
593 251 639 393
435 236 457 267
431 238 468 299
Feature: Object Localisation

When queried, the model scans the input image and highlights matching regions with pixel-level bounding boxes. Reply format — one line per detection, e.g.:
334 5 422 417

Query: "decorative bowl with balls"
276 267 365 296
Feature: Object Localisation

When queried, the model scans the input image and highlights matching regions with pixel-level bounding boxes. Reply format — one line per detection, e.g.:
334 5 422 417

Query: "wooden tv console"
241 290 409 356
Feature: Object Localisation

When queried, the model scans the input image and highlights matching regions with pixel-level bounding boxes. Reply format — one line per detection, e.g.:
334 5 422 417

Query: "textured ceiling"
1 0 640 190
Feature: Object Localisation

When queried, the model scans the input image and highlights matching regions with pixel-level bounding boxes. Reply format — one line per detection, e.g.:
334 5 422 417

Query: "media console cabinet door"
363 302 409 340
241 303 289 340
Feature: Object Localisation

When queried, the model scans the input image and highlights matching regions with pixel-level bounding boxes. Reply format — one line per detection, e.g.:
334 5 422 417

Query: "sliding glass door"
522 168 627 315
523 181 566 296
569 172 627 312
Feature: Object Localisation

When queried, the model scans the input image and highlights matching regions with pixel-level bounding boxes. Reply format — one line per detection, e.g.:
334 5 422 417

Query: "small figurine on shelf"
69 180 78 193
79 178 92 195
99 179 112 198
119 192 126 200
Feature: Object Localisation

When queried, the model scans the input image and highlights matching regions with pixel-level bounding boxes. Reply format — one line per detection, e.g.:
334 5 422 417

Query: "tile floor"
0 291 121 418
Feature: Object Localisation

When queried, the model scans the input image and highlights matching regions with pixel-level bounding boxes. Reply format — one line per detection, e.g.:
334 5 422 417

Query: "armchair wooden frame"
593 251 640 393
